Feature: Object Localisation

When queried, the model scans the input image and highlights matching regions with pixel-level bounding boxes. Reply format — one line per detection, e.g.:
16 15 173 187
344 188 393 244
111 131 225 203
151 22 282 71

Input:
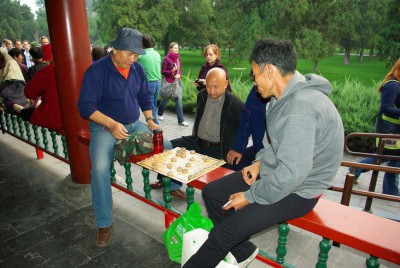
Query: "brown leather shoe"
96 225 113 247
150 181 164 189
170 189 187 199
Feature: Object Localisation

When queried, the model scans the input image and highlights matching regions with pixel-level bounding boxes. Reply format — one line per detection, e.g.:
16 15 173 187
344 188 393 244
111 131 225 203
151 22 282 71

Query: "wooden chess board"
136 147 226 183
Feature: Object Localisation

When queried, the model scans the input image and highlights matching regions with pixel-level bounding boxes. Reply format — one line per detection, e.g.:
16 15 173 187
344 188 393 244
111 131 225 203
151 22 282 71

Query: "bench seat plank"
288 198 400 264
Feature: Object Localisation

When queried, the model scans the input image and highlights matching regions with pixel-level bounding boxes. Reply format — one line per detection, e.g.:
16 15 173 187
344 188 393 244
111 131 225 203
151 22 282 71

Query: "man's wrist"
145 116 155 122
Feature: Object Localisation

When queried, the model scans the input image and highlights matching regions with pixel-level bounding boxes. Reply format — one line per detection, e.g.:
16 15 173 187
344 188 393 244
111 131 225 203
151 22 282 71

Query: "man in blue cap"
78 27 172 247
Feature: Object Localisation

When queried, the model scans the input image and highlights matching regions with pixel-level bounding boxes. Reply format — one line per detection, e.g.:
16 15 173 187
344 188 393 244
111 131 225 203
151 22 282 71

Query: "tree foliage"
3 0 398 72
377 0 400 67
0 0 36 41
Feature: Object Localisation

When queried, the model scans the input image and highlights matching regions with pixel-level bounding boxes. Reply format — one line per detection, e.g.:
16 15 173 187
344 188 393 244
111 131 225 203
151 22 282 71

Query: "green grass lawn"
163 49 390 88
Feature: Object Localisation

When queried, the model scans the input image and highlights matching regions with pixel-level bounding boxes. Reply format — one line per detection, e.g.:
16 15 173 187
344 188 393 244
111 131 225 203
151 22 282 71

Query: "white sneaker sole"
237 248 259 268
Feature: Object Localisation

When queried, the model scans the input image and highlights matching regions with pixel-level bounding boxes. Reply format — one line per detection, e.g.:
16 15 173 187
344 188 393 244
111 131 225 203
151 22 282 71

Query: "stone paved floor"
0 109 399 268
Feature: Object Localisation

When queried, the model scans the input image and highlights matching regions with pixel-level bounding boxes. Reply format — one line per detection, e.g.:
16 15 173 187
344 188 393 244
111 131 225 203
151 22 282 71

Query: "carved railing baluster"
11 115 17 134
41 128 48 150
316 237 331 268
186 186 195 210
32 125 40 145
124 162 133 190
162 176 172 209
17 117 24 137
142 168 151 199
276 223 289 264
366 256 380 268
50 131 59 155
110 161 116 182
61 135 68 159
24 121 32 142
5 112 11 131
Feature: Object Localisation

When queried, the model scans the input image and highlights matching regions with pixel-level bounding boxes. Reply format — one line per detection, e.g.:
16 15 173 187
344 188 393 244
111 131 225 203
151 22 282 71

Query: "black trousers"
183 171 319 268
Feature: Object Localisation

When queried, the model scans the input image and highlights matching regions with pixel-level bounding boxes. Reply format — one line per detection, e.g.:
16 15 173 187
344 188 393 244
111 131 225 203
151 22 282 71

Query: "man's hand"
242 161 261 185
226 150 242 166
108 121 129 140
222 192 249 211
147 120 160 132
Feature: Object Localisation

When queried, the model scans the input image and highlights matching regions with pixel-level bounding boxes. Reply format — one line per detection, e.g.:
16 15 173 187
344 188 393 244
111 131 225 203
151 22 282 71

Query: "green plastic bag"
162 202 214 263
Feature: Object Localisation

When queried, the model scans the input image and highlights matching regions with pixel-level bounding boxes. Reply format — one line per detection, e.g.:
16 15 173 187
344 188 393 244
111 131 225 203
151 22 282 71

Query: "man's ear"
224 79 229 89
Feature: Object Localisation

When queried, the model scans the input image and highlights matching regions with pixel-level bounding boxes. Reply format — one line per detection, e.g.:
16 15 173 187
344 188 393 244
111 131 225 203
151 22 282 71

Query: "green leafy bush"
167 76 381 152
330 79 380 135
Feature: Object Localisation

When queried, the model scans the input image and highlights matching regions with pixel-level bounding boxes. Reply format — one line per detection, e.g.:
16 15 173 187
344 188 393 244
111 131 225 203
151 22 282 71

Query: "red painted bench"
77 133 400 267
288 198 400 266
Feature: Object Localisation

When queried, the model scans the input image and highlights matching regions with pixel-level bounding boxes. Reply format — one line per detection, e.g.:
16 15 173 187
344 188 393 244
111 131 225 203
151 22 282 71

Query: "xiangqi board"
136 147 226 183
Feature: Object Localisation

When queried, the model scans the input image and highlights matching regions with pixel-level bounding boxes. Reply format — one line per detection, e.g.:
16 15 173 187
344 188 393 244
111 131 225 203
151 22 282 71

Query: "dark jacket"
196 60 232 92
232 86 268 154
192 89 243 160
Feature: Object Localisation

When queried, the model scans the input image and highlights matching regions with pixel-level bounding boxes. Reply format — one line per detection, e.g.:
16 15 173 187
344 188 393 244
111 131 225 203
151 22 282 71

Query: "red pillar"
45 0 91 184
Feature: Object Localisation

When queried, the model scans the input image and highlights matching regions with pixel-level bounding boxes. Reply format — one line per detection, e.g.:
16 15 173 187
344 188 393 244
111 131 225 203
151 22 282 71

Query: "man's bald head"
205 67 229 99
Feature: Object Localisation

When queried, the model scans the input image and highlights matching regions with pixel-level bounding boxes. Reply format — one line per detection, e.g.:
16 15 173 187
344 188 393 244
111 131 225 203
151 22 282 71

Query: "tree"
332 0 362 65
214 0 269 64
0 0 35 41
35 0 49 42
355 0 389 62
163 0 214 53
377 0 400 67
93 0 179 49
267 0 336 72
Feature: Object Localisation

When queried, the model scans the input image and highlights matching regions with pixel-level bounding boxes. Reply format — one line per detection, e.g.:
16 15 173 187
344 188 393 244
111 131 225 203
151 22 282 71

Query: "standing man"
138 35 161 124
78 27 171 247
182 39 344 268
40 36 49 47
22 40 33 68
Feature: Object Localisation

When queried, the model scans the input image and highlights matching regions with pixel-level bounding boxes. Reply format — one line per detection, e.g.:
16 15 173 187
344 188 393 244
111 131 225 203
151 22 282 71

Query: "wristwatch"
145 116 155 122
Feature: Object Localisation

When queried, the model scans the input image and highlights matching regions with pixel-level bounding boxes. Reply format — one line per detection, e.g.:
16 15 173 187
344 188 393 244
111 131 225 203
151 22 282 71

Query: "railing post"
276 223 289 264
142 168 151 199
364 138 385 212
124 162 133 190
366 255 380 268
186 186 195 210
341 173 355 206
162 176 172 210
316 237 331 268
110 162 116 182
50 131 59 155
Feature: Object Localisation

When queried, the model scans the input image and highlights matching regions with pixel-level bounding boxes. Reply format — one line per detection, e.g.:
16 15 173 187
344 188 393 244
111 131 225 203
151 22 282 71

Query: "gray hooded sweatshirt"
244 71 344 205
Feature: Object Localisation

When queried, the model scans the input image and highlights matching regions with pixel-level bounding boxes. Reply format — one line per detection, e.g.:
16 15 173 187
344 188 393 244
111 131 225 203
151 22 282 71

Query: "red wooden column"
45 0 91 184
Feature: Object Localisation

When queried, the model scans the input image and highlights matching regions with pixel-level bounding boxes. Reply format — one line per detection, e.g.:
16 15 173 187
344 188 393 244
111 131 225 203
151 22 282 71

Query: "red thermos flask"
153 129 164 154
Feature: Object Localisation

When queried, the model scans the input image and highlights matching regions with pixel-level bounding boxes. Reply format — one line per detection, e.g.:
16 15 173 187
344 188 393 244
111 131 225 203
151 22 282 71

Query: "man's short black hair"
29 46 43 60
249 39 297 76
8 48 23 59
142 35 154 49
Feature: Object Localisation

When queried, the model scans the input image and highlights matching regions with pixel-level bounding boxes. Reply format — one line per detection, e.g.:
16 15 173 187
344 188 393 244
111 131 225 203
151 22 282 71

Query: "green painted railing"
1 112 68 162
1 110 395 268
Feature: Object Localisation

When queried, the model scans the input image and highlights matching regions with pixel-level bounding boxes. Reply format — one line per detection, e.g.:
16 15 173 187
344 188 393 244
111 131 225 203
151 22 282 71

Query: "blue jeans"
89 120 173 228
148 81 160 124
349 157 377 179
158 80 185 124
381 120 400 196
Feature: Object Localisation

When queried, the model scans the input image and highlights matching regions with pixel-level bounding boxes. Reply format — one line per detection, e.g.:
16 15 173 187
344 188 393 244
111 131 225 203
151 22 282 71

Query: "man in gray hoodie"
182 39 344 268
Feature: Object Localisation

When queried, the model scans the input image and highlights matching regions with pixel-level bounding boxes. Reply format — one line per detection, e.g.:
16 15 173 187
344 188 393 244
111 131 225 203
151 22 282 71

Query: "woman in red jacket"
17 44 62 129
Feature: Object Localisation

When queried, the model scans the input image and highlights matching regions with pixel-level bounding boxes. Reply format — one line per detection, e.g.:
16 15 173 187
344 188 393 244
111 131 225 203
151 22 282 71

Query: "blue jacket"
78 55 152 124
232 86 267 154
